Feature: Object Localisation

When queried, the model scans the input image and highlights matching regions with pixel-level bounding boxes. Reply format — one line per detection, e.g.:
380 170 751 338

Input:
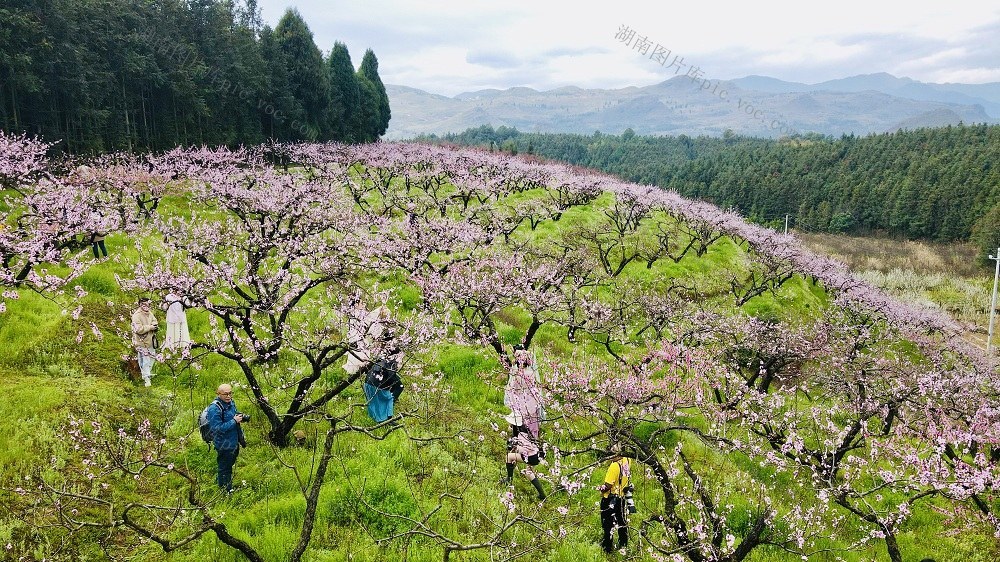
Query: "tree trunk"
288 424 336 561
141 86 149 149
123 78 133 152
883 528 902 562
9 77 19 129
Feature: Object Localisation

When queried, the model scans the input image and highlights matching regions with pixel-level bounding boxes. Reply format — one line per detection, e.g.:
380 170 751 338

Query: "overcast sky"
255 0 1000 97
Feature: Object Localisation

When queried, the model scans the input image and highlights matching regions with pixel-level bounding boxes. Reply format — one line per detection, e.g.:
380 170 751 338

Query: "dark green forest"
0 0 390 153
421 124 1000 263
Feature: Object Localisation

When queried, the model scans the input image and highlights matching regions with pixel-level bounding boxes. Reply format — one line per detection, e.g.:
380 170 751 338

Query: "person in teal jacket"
363 346 404 423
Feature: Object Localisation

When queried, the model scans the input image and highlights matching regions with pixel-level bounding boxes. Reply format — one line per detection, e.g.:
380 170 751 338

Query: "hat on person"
504 410 524 427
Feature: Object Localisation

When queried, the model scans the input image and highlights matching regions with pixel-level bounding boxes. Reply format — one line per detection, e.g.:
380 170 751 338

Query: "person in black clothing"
598 443 632 553
90 232 108 258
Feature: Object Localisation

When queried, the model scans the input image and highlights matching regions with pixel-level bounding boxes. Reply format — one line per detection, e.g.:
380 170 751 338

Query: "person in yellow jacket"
597 443 632 553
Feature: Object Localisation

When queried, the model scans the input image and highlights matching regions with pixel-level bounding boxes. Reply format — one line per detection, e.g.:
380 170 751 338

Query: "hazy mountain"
385 73 998 140
728 75 809 94
811 73 1000 116
891 108 971 130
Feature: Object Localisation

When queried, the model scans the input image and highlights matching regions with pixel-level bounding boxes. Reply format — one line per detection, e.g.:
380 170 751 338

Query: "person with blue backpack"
207 383 248 493
363 343 404 423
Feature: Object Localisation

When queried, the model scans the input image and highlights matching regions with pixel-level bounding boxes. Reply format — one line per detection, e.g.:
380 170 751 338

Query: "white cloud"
256 0 1000 95
929 67 1000 84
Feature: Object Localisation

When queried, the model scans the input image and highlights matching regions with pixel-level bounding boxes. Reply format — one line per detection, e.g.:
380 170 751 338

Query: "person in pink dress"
504 344 544 438
501 410 546 500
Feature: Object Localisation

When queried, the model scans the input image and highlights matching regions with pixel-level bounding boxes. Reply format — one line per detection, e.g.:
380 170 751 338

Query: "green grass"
0 306 973 561
1 172 993 562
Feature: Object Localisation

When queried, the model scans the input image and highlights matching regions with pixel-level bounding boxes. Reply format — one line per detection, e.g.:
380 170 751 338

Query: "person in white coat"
131 297 158 386
343 304 392 375
162 292 192 350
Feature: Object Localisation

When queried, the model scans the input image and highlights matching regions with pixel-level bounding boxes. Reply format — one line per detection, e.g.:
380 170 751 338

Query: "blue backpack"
198 401 217 447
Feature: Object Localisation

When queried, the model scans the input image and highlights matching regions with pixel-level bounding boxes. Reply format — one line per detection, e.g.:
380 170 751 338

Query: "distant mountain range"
384 73 999 140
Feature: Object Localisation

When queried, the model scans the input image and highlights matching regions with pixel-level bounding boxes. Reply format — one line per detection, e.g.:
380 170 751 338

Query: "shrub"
327 482 418 537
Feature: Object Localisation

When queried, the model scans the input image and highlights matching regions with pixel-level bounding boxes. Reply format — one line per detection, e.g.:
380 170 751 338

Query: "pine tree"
327 42 361 143
971 203 1000 267
273 9 330 141
259 25 300 140
355 75 380 143
0 0 373 151
358 49 390 139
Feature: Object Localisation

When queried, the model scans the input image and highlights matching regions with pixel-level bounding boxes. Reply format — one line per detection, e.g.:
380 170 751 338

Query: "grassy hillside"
1 142 997 562
797 232 994 348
